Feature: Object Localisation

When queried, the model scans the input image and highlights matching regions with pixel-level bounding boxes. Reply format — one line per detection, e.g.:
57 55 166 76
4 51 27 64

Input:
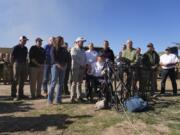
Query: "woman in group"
48 36 68 104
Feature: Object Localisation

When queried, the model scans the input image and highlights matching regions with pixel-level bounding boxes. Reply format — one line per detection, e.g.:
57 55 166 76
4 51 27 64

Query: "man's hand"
86 64 91 70
130 63 136 66
32 59 41 67
166 63 176 67
80 65 86 69
56 64 65 70
151 65 158 69
160 63 176 67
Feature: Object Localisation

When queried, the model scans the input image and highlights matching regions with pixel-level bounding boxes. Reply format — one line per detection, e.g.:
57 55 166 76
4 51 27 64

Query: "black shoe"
36 95 45 99
173 93 177 96
89 99 94 103
77 98 86 103
65 91 70 95
20 95 29 99
11 95 17 99
70 99 77 104
29 95 35 100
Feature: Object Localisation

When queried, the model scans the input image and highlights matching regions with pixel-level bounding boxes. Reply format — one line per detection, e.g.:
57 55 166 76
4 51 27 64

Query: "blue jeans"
48 64 66 103
42 65 51 93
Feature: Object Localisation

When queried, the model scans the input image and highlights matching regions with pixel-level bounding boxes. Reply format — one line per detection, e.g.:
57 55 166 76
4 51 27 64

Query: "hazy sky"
0 0 180 54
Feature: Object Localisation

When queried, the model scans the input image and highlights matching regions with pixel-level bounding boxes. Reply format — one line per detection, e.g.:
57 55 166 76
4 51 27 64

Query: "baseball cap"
165 47 171 51
126 39 133 44
75 37 86 42
147 42 154 48
19 36 29 41
35 37 43 42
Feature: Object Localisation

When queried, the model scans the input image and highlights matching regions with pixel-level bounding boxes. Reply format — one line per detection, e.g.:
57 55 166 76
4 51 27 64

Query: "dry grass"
0 79 179 135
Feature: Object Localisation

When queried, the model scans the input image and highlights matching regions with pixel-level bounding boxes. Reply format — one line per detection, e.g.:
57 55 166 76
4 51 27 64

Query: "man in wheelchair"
87 54 114 108
86 54 105 101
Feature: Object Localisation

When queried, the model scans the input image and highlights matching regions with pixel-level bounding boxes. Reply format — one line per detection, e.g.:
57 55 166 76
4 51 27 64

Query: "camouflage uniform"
3 53 12 84
122 48 137 91
142 50 160 95
122 48 136 63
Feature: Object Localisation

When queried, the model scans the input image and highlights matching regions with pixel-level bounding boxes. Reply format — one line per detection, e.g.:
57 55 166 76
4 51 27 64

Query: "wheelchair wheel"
107 82 114 107
113 92 122 111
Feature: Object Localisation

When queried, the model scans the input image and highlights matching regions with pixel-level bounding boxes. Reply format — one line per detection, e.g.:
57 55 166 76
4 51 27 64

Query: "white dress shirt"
71 45 87 69
85 50 98 65
90 61 105 77
160 53 179 69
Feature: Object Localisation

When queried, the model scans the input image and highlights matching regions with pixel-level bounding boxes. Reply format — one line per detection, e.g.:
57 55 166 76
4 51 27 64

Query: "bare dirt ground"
0 79 180 135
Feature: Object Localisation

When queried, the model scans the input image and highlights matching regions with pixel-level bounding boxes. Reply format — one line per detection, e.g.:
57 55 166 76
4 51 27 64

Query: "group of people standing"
11 36 70 104
118 40 179 96
10 35 179 104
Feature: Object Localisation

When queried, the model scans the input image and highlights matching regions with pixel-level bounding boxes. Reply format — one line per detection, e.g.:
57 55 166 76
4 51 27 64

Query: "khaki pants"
29 66 44 97
70 67 85 100
11 63 27 97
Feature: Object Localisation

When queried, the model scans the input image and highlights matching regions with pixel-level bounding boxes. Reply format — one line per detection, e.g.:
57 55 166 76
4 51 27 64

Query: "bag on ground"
124 96 148 112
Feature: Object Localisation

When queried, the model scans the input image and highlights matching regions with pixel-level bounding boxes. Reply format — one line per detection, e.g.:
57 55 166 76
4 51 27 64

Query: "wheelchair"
93 59 129 111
